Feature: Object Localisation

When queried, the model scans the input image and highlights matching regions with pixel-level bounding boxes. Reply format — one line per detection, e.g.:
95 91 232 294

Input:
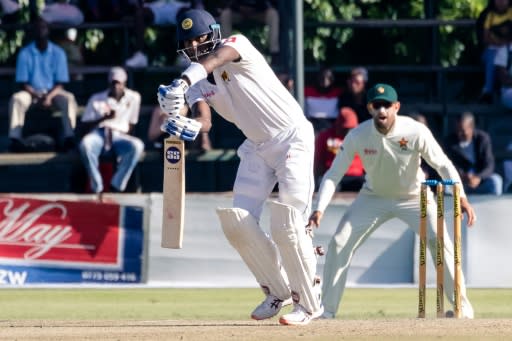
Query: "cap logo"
377 86 385 93
181 18 193 30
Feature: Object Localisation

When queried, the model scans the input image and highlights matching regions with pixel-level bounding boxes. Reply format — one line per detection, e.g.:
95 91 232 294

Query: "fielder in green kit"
309 83 477 319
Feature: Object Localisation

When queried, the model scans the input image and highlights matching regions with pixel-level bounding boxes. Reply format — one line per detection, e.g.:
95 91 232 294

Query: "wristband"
181 62 208 86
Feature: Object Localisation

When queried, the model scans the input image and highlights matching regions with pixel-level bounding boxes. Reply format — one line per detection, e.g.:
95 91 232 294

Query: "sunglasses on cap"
370 101 393 110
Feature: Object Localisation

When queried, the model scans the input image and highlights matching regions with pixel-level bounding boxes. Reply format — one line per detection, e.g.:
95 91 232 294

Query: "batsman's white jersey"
315 115 465 211
186 34 309 144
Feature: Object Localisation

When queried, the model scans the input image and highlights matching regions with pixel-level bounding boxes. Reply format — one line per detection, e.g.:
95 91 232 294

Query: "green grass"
0 288 511 320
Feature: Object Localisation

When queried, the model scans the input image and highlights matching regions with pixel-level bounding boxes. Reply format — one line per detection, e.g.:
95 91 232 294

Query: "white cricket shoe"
251 295 292 320
279 304 324 326
125 51 148 68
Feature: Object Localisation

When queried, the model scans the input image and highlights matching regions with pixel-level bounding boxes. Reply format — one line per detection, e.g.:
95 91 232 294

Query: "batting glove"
157 79 189 115
160 114 202 142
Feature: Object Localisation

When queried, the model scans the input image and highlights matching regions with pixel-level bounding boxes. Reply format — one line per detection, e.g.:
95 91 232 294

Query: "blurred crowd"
0 0 511 196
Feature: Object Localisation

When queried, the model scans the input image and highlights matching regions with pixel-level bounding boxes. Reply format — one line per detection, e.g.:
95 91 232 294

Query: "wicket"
418 179 462 318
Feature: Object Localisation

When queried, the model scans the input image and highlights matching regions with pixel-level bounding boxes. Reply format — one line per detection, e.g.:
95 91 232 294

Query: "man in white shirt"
309 83 477 319
79 67 144 195
157 9 322 325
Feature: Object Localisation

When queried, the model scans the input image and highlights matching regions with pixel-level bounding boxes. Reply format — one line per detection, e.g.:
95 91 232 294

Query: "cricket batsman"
157 9 323 325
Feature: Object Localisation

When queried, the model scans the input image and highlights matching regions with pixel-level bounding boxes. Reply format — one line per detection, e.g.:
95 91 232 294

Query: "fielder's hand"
160 114 202 141
308 210 323 228
157 79 189 115
460 197 477 227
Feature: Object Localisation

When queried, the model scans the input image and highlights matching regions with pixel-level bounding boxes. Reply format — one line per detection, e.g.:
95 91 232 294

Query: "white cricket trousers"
229 121 321 313
233 121 315 220
321 191 472 316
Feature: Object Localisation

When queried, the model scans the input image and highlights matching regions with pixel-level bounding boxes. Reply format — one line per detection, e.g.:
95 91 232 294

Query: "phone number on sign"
81 271 138 282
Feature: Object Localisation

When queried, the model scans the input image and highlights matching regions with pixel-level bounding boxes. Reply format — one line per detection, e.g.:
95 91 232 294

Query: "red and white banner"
0 197 144 284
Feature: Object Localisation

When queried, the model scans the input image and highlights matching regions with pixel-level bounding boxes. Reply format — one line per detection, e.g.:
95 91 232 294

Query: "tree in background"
303 0 487 67
0 1 490 69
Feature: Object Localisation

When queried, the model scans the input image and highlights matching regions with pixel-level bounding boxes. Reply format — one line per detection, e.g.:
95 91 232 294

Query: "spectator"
477 0 512 103
314 107 364 192
504 142 512 193
304 66 343 133
338 67 370 124
216 0 280 65
125 0 202 68
147 106 168 150
147 104 211 152
494 39 512 109
444 112 503 195
40 0 84 26
8 17 78 152
78 66 144 195
54 28 85 81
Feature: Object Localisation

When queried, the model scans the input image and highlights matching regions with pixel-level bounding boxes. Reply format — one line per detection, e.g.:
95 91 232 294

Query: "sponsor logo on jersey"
364 148 377 155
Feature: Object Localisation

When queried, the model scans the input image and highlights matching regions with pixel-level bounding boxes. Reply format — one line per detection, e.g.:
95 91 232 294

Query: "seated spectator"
494 40 512 109
125 0 202 68
477 0 512 103
147 105 212 152
505 142 512 193
78 67 145 195
8 17 78 153
314 107 364 192
40 0 84 26
444 112 503 195
54 28 85 81
216 0 280 65
338 66 370 124
304 66 343 133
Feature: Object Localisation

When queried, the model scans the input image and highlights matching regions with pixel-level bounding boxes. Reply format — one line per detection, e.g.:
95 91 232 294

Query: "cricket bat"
161 136 185 249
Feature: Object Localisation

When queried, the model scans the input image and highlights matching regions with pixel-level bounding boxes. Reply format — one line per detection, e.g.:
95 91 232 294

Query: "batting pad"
269 201 321 314
216 208 291 300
